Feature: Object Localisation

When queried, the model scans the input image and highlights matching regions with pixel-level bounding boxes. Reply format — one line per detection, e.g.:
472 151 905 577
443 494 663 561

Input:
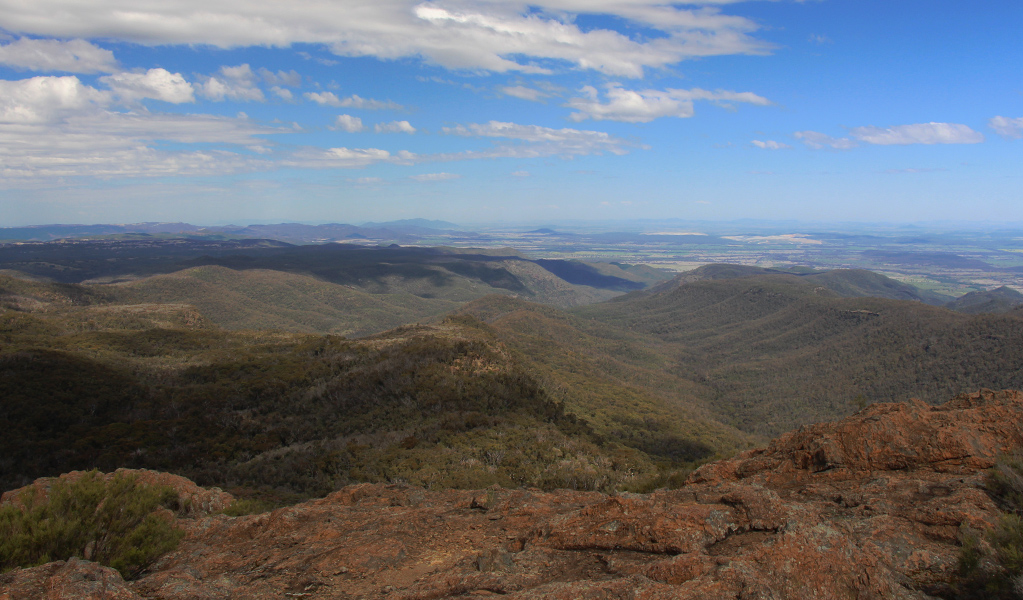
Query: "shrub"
955 455 1023 599
988 453 1023 513
220 498 273 517
0 470 183 579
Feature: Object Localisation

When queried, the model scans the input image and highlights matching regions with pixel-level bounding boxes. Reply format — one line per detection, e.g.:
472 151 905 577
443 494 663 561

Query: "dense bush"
0 471 183 579
956 455 1023 599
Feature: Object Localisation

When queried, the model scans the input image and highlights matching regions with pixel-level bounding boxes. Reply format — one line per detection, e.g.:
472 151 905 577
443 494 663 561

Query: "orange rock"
3 389 1022 599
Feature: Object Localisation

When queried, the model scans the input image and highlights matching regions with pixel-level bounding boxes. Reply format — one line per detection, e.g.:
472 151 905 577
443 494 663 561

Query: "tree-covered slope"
1 305 725 500
572 269 1023 436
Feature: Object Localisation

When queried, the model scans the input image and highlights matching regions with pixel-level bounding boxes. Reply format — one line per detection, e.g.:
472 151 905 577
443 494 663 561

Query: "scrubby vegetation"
570 268 1023 436
0 471 182 579
3 259 1022 508
955 454 1023 599
0 305 697 501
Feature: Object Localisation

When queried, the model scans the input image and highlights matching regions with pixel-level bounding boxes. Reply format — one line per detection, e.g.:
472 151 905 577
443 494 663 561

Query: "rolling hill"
571 266 1023 436
4 252 1023 503
947 285 1023 314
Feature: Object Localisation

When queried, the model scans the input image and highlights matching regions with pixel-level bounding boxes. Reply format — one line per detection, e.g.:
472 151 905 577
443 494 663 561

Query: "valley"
2 235 1022 505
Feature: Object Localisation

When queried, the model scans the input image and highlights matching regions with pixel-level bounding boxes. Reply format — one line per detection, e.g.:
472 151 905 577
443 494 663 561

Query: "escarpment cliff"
3 389 1022 599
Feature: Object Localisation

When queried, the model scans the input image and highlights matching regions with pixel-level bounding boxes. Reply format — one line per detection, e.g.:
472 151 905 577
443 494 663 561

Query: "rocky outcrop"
3 389 1022 599
0 558 141 600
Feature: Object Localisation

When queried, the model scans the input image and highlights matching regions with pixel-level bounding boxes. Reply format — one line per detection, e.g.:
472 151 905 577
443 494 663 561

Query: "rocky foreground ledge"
3 389 1023 600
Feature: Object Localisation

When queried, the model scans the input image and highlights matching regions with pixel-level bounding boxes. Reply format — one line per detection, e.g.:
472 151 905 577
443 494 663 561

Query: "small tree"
0 470 183 579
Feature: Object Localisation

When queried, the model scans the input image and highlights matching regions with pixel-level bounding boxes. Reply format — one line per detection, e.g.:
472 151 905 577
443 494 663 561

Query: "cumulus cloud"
100 68 194 104
304 91 342 106
0 75 109 123
0 71 648 182
0 38 117 73
566 84 770 123
794 131 858 150
849 122 984 145
270 86 293 101
989 116 1023 139
0 76 281 181
332 114 364 132
0 1 773 77
411 172 460 182
304 92 403 110
375 120 416 134
198 64 264 102
751 140 789 150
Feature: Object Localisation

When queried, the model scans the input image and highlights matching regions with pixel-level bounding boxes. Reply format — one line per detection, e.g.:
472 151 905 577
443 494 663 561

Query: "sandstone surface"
3 389 1022 599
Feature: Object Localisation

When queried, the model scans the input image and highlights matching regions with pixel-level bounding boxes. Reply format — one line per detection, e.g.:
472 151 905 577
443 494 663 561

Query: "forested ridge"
1 310 700 501
571 267 1023 435
2 260 1022 505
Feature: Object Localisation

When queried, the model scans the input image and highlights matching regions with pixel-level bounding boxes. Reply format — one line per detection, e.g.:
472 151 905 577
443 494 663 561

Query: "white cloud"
989 116 1023 139
339 94 403 110
0 1 773 77
0 75 280 182
443 120 638 156
849 122 984 145
511 170 529 177
566 84 770 123
100 68 194 104
258 68 301 87
0 38 117 73
375 120 416 134
304 92 403 110
751 140 789 150
270 86 293 101
293 119 643 172
794 131 857 150
411 172 460 182
0 75 109 123
796 123 984 150
0 74 646 182
287 147 417 169
305 91 342 106
332 114 364 132
198 64 264 102
501 85 548 102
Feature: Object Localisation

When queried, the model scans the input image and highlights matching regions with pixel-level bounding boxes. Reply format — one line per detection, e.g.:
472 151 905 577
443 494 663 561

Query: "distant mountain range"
0 220 467 244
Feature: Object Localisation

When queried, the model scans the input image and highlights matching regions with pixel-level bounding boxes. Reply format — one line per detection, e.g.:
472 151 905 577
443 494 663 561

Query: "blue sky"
0 0 1020 226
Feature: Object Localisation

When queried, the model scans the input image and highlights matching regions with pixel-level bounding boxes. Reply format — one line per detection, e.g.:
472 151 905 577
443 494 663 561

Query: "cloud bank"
797 122 985 149
0 0 773 77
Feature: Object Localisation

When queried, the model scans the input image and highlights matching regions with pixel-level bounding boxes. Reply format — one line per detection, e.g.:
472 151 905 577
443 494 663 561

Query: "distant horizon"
4 217 1023 235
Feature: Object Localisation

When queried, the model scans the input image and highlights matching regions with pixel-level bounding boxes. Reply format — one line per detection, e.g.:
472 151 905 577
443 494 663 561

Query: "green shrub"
0 470 183 579
220 498 273 517
955 455 1023 599
988 454 1023 513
